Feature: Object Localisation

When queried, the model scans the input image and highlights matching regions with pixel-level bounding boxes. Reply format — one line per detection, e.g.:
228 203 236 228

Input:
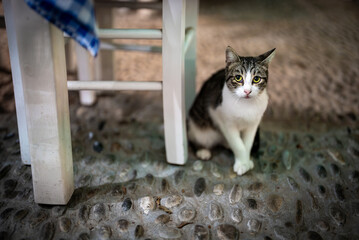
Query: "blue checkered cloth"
25 0 99 56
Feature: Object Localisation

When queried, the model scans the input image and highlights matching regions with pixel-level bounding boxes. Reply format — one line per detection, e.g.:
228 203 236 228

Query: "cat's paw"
196 149 212 160
233 159 254 176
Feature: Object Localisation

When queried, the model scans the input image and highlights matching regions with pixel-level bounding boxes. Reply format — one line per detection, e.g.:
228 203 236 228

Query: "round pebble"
145 174 154 185
231 208 243 223
217 224 239 240
307 231 323 240
122 198 132 211
161 179 169 192
248 182 263 191
194 178 206 197
77 233 90 240
117 219 129 232
282 150 292 170
91 203 106 221
349 170 359 183
193 160 204 171
193 225 209 240
247 219 261 233
329 204 346 225
274 226 295 240
40 222 55 240
159 226 181 239
209 202 223 221
327 150 345 165
213 184 224 196
135 225 144 238
330 163 340 176
299 167 312 183
316 165 327 178
316 221 329 231
178 208 196 222
334 184 345 201
174 170 185 185
78 233 90 240
247 199 257 209
318 185 326 196
287 177 299 191
156 214 170 224
161 195 183 208
267 195 283 212
229 184 243 204
210 164 222 178
93 141 104 153
30 210 49 228
78 205 89 224
59 217 72 233
13 209 29 221
4 179 17 192
98 226 112 239
139 196 155 214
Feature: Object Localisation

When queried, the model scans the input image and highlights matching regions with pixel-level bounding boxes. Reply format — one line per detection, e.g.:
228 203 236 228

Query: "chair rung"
98 29 162 39
67 81 162 91
100 41 161 53
94 0 162 10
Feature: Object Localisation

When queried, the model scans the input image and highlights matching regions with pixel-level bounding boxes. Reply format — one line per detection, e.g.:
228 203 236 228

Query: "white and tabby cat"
188 46 275 175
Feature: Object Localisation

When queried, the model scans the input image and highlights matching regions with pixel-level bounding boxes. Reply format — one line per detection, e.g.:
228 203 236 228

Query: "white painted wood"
4 0 74 204
3 0 31 165
100 41 162 53
184 0 199 113
98 28 162 39
67 81 162 91
94 0 162 10
76 43 97 106
162 0 188 165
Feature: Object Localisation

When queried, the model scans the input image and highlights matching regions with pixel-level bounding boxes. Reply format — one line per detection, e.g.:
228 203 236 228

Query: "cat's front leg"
220 126 254 175
242 123 260 157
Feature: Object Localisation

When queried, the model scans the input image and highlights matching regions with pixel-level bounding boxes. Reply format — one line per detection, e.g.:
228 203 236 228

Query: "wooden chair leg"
162 0 188 165
3 0 31 165
95 7 114 81
4 0 74 204
185 0 199 113
76 43 97 106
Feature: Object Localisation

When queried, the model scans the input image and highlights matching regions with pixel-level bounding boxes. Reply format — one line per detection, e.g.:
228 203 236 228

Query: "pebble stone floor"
0 92 359 240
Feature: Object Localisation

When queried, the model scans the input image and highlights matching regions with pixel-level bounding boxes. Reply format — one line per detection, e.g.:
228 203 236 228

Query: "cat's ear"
257 48 276 66
226 46 240 66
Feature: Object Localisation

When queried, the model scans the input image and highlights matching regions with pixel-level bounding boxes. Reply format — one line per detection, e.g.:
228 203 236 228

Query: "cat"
188 46 275 175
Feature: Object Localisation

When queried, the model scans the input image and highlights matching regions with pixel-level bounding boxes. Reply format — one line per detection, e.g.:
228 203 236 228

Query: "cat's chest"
210 87 268 128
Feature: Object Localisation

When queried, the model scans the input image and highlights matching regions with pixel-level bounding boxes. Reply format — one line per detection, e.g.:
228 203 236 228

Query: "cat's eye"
234 75 243 82
253 76 261 83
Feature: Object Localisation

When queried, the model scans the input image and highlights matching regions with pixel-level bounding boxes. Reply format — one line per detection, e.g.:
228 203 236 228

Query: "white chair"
4 0 198 204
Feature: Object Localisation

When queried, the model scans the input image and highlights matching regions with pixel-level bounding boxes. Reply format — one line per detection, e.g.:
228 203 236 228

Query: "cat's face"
225 47 275 99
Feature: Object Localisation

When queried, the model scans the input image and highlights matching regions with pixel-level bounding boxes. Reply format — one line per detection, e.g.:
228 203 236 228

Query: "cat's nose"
244 89 252 95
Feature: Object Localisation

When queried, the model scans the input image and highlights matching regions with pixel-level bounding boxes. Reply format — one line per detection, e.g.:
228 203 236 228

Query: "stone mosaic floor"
0 95 358 239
